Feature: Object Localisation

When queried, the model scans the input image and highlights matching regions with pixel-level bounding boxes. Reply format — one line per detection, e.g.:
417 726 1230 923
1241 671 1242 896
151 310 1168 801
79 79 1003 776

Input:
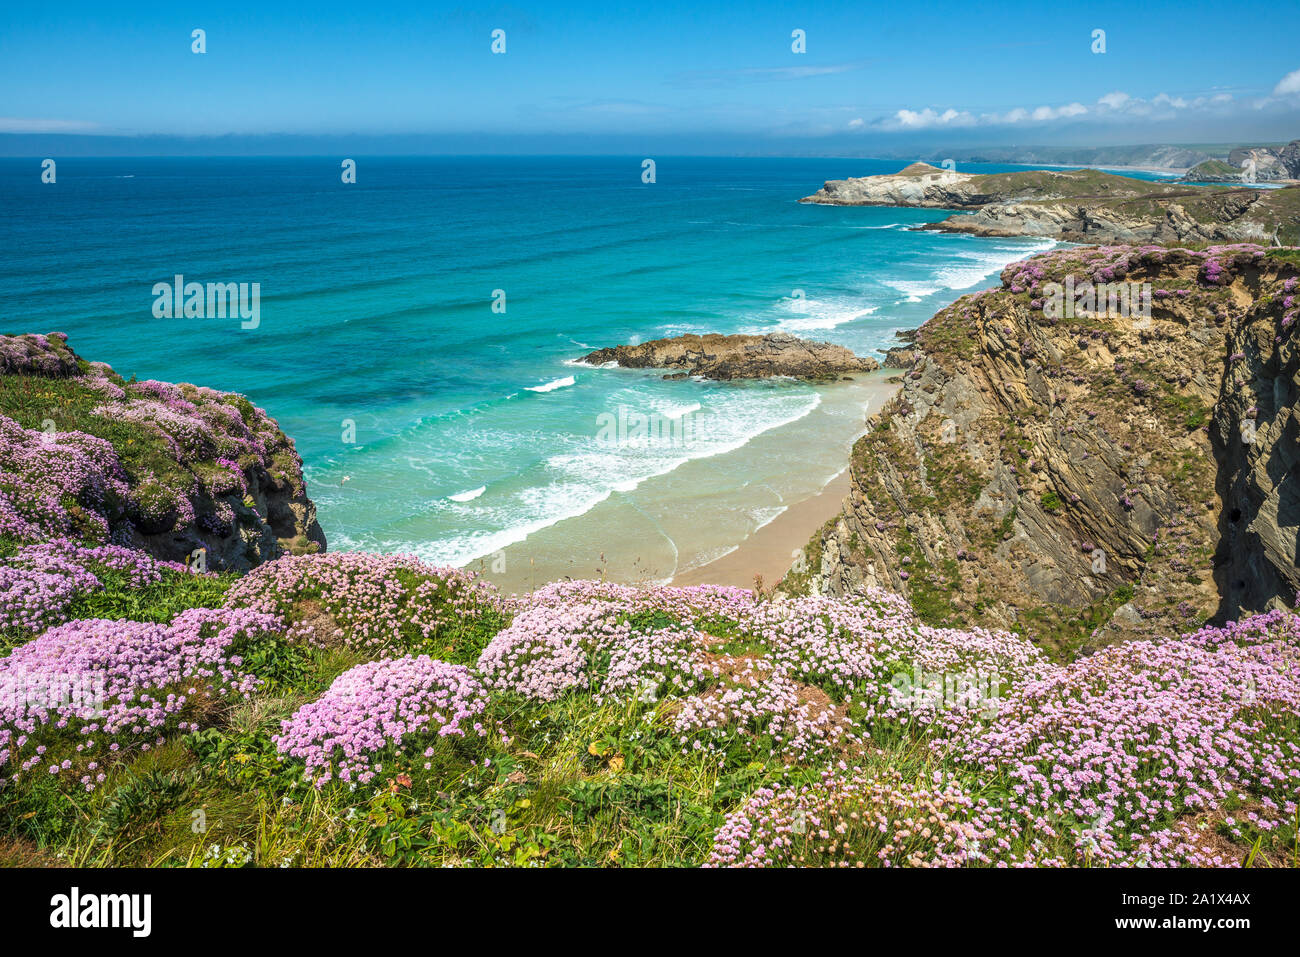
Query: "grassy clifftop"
803 163 1300 245
0 332 324 572
2 320 1300 868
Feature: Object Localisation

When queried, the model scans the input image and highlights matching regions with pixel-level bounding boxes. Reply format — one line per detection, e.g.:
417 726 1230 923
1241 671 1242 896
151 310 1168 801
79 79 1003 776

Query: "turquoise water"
0 156 1141 568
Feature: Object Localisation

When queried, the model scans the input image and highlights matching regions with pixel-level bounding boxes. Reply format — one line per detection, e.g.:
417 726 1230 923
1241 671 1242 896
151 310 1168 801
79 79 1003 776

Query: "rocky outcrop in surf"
796 244 1300 656
579 332 879 381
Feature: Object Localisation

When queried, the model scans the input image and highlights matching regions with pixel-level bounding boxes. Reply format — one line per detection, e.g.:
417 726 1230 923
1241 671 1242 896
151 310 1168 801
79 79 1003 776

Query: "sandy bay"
475 369 901 594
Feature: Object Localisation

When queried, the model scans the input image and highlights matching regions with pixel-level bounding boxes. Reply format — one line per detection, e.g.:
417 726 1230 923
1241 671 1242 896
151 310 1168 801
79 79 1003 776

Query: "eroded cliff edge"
794 244 1300 656
800 163 1300 246
0 332 326 571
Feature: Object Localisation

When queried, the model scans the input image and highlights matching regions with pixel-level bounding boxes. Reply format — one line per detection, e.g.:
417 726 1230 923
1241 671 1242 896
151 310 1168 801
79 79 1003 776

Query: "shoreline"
1031 162 1188 176
670 373 900 590
478 371 901 594
669 463 850 590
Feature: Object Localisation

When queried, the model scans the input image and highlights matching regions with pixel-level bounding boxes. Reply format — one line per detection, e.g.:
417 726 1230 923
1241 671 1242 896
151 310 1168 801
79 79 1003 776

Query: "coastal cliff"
801 163 1300 246
798 244 1300 655
0 332 325 571
1181 139 1300 184
5 287 1300 872
580 331 879 380
939 144 1212 171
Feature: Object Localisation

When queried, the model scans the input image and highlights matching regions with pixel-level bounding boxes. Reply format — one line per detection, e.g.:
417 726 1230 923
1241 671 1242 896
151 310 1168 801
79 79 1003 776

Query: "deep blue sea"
0 156 1177 575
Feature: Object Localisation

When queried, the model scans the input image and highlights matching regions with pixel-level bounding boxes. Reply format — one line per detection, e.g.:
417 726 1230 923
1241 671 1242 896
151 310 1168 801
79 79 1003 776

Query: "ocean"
0 156 1175 584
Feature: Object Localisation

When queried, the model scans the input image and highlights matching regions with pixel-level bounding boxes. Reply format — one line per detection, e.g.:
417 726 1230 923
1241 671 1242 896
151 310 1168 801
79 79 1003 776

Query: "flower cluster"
707 766 1035 868
940 608 1300 864
0 538 193 633
0 332 80 377
274 655 489 787
669 655 856 761
0 607 283 791
998 243 1268 293
479 583 1049 762
476 604 604 701
97 385 268 468
478 587 719 705
224 551 503 652
0 414 129 542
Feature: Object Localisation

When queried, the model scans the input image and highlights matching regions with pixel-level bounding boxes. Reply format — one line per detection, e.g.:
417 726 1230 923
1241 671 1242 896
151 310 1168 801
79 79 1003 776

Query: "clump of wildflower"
0 608 283 791
274 655 489 788
0 538 194 634
224 551 503 654
707 766 1031 868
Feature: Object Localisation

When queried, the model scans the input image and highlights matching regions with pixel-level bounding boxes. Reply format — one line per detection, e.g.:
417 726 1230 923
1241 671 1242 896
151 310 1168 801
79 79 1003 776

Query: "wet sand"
475 370 900 595
669 464 852 589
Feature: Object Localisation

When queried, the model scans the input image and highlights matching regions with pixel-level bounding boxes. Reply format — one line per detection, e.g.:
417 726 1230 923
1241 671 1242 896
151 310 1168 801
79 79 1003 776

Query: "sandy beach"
471 369 900 594
670 372 898 589
669 463 852 589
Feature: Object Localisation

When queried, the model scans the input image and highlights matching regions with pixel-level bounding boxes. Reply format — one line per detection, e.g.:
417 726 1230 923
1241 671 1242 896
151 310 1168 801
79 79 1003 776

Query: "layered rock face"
801 163 1300 246
806 245 1300 656
1182 140 1300 184
801 162 981 208
928 189 1290 245
580 332 878 380
0 332 325 571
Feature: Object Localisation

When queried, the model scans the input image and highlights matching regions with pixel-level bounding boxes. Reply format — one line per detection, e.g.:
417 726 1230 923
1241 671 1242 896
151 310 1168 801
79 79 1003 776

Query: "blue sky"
2 0 1298 153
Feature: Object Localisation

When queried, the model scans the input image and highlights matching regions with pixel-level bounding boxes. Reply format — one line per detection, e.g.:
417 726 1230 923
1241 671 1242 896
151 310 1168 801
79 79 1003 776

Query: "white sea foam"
421 388 823 567
749 505 788 532
935 239 1058 290
655 400 701 420
881 278 940 302
885 238 1059 302
754 295 879 333
448 486 486 502
526 375 575 393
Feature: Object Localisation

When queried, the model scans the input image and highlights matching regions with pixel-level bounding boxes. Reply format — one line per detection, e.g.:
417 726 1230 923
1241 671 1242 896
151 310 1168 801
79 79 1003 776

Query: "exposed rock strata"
799 245 1300 656
801 163 1300 246
1181 140 1300 184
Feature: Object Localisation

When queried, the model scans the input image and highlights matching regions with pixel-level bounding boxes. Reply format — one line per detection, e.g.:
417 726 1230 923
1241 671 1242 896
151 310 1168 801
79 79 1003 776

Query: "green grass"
1011 585 1137 659
1183 158 1241 180
1265 248 1300 270
0 368 195 504
0 533 239 651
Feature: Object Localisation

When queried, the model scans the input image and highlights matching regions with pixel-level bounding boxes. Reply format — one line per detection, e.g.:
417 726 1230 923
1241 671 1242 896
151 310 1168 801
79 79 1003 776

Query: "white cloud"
890 107 973 129
1275 68 1300 96
1096 91 1131 111
877 86 1247 134
848 117 864 128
